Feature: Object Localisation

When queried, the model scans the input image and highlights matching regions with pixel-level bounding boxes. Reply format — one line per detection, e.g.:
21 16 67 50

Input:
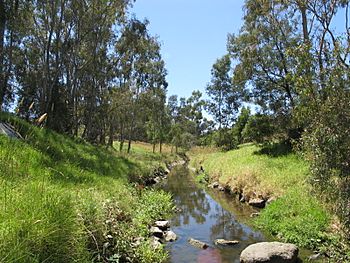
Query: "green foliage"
167 91 207 152
303 89 350 230
255 189 329 248
135 241 168 263
206 54 241 128
232 106 250 144
194 172 209 184
134 189 174 236
242 114 275 144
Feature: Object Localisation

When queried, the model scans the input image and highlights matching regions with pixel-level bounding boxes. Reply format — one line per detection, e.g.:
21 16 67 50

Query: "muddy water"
161 166 267 263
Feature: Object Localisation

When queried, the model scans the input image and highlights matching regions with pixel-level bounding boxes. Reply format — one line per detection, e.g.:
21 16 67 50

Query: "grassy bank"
0 113 175 263
190 143 350 259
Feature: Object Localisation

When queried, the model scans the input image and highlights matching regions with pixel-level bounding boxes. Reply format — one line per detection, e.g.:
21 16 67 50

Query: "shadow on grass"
0 112 143 185
254 141 292 157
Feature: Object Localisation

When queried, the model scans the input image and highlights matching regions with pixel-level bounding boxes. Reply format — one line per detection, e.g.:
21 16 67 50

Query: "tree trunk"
127 137 132 153
0 0 6 109
108 122 114 147
119 123 124 152
298 1 309 43
127 116 135 154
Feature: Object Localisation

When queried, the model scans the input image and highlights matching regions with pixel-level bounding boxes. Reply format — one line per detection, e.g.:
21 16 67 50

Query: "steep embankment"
190 144 349 260
0 113 175 263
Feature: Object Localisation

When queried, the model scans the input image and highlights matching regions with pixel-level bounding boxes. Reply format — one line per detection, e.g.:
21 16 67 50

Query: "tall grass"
0 112 174 262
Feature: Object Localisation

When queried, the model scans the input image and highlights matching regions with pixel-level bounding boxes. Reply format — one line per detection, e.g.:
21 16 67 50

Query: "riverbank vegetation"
0 113 174 263
190 143 350 260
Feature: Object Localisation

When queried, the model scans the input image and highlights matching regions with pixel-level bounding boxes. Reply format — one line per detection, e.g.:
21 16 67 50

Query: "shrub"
242 114 275 144
302 89 350 232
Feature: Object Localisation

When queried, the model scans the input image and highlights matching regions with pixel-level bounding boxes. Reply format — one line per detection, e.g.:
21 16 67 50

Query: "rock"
154 220 170 230
308 253 322 261
211 182 219 188
248 198 266 208
174 207 182 213
164 230 177 242
189 167 197 173
239 193 246 203
153 177 161 184
266 196 277 205
150 236 162 250
164 168 170 174
215 239 239 246
218 186 225 191
240 242 299 263
150 226 163 238
250 212 260 218
132 237 144 247
145 178 156 186
224 186 232 194
188 238 209 249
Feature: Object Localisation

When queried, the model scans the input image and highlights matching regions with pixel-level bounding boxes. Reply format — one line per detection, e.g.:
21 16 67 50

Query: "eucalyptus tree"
206 54 241 147
228 0 350 139
228 1 299 125
0 0 33 110
166 91 206 152
143 52 168 153
13 0 133 139
113 18 168 153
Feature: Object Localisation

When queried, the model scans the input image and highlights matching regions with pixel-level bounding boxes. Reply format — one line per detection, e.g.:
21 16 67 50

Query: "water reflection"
164 166 210 226
162 166 266 263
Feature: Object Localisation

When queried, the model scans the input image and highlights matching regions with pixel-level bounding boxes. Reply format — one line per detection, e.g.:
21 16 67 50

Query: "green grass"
255 188 329 248
190 143 310 198
190 143 337 251
0 112 174 263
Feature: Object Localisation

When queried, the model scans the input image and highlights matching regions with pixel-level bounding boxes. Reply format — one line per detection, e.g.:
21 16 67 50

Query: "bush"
242 114 275 144
302 89 350 231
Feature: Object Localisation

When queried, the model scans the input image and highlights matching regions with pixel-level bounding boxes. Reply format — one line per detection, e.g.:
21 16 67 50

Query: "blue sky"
131 1 347 102
132 0 245 99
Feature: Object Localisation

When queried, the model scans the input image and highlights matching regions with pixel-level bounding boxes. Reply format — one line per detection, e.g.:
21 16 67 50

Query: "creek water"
161 165 265 263
161 165 313 263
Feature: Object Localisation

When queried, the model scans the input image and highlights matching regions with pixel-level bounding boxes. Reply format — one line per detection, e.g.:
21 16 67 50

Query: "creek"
160 165 312 263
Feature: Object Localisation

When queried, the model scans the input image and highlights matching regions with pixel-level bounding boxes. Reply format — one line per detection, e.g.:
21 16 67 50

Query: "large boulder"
240 242 299 263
